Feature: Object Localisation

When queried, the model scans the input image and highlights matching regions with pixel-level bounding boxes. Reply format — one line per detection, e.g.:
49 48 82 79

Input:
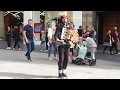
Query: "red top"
82 34 87 41
111 29 119 43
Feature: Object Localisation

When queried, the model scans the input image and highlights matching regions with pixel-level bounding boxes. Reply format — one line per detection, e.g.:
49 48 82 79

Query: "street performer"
54 16 76 78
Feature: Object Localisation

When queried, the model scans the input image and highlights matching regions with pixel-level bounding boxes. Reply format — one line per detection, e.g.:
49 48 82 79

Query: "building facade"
1 11 119 45
0 11 82 44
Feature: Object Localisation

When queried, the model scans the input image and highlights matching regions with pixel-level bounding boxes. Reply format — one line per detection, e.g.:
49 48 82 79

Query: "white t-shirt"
48 28 55 39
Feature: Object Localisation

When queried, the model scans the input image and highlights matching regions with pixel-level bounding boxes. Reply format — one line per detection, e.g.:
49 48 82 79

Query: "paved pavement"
0 40 120 79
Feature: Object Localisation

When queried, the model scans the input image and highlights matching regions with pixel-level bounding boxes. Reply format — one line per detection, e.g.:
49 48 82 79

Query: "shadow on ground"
0 72 58 79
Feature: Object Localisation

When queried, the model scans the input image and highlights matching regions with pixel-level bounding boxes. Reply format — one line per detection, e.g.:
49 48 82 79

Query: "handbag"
78 44 87 59
117 42 120 50
103 42 111 46
103 35 112 47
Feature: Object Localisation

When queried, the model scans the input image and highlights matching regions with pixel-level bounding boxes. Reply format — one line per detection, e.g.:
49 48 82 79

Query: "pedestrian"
91 27 97 42
110 26 120 55
13 26 21 51
54 16 70 78
68 22 77 64
45 29 49 51
47 20 57 60
23 19 37 61
103 30 112 54
40 30 46 52
82 29 87 41
77 26 83 37
6 26 11 50
85 31 92 58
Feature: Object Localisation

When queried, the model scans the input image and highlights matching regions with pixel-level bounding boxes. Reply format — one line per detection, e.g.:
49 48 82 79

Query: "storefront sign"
34 23 42 33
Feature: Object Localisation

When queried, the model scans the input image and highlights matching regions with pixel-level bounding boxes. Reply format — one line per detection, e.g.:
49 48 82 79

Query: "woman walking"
48 20 57 60
13 26 21 51
6 26 11 50
103 30 112 54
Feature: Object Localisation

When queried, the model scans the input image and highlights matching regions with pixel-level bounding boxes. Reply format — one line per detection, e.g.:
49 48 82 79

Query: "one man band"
54 16 71 78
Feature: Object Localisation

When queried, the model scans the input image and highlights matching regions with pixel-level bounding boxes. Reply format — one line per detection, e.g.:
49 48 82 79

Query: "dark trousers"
58 45 69 70
46 37 48 50
110 42 118 54
103 46 111 53
6 38 11 47
14 40 20 48
26 39 35 60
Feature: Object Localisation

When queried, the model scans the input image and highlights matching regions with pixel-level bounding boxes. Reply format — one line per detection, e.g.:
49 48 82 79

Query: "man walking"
110 26 120 55
23 19 37 61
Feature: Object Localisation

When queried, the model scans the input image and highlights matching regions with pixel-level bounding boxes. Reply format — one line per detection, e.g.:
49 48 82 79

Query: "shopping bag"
73 47 79 57
117 42 120 51
78 45 87 59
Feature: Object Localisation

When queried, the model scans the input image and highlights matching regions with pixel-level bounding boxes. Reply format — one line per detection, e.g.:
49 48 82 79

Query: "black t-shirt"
54 23 64 40
77 29 82 37
13 29 20 40
24 25 33 40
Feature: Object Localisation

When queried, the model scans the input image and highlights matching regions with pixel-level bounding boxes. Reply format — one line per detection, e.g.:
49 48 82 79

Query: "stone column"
73 11 82 30
23 11 33 43
82 11 93 29
32 11 41 45
0 11 5 39
23 11 33 26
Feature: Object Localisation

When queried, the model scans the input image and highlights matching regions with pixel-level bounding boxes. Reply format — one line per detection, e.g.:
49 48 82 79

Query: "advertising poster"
34 22 42 33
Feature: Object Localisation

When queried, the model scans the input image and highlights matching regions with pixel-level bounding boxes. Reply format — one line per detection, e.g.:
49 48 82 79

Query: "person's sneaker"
6 47 9 50
48 58 52 60
28 59 32 61
116 53 120 55
18 48 21 51
8 47 11 50
62 73 67 77
40 50 43 52
54 57 58 60
45 50 48 52
58 73 63 78
110 53 114 55
13 48 15 50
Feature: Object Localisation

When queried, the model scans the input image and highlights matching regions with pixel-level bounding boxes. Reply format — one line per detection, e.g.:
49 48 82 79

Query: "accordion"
61 27 78 42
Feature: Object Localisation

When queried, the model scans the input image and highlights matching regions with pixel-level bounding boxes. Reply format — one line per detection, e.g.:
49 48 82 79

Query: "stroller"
74 37 97 66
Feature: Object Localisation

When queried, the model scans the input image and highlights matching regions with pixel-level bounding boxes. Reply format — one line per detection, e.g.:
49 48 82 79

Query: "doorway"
97 12 120 44
4 11 23 40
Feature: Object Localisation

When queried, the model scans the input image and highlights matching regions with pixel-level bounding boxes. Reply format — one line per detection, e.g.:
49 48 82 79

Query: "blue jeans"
26 39 35 60
48 42 57 57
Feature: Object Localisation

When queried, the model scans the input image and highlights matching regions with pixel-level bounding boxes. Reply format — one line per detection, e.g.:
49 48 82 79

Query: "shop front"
0 11 83 44
24 11 82 44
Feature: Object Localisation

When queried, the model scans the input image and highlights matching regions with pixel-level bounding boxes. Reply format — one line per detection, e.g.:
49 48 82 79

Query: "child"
40 30 46 52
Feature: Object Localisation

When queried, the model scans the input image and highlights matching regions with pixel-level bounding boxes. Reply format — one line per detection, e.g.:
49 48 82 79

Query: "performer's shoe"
62 73 67 77
58 73 63 78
